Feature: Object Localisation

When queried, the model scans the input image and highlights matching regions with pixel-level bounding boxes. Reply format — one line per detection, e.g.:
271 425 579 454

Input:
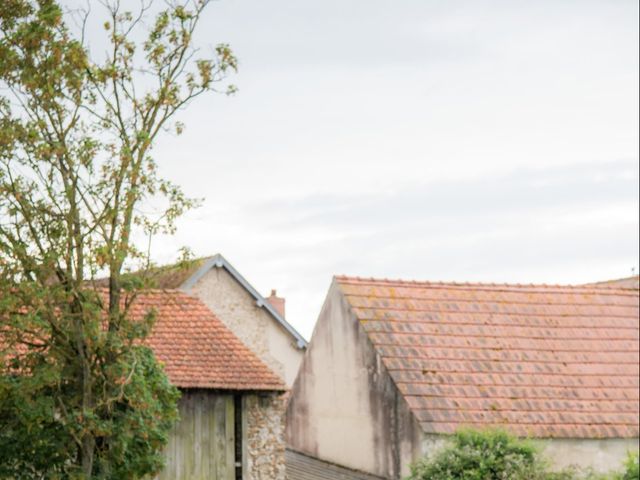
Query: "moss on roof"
93 257 211 289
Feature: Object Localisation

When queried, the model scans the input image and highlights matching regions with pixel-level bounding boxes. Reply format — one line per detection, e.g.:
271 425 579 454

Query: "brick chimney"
267 289 285 318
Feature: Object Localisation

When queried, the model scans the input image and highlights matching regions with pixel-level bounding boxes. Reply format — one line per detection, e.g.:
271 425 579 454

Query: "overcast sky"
97 0 638 338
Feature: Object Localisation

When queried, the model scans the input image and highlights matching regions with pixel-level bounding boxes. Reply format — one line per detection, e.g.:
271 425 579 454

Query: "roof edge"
181 254 308 349
175 385 287 393
285 448 388 480
334 275 640 292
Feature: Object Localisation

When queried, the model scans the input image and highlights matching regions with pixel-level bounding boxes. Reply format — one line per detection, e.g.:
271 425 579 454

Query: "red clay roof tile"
336 276 639 439
129 289 285 391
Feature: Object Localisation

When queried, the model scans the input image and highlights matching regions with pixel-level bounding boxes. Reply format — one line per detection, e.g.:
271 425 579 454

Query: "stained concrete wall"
286 282 424 479
541 438 639 474
189 267 303 386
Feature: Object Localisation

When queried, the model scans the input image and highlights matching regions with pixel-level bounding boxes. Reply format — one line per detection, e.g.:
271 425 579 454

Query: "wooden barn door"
158 391 236 480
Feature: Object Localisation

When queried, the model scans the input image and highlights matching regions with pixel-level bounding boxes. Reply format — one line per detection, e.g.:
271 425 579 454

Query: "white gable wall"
286 281 424 478
188 267 304 386
287 281 639 478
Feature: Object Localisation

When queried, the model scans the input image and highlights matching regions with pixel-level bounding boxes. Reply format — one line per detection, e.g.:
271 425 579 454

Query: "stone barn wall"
190 267 304 387
245 393 287 480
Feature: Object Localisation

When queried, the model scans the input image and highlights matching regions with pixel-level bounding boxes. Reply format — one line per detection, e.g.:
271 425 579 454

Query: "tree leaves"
0 0 231 477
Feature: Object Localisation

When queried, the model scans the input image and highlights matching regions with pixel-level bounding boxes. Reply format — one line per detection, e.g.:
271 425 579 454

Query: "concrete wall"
286 282 423 479
541 438 639 473
415 434 639 475
189 267 303 386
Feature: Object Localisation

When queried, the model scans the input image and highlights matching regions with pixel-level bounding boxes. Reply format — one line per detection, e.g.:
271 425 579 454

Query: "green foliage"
0 347 180 479
0 0 233 477
93 347 181 479
408 429 549 480
407 429 639 480
620 452 639 480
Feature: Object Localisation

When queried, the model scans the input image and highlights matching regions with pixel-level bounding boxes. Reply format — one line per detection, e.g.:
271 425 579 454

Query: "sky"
84 0 640 338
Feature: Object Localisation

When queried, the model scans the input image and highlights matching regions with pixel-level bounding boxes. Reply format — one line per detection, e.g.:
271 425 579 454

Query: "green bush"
406 429 639 480
620 452 639 480
407 428 563 480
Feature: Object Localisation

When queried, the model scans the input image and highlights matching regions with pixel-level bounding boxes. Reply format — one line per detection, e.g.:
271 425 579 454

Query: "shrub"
407 429 639 480
620 452 639 480
407 428 562 480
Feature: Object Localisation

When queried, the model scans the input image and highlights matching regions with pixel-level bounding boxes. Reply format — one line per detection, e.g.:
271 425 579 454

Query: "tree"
0 0 236 477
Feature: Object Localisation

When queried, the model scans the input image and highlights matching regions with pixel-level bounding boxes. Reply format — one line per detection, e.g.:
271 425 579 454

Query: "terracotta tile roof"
2 289 284 391
93 255 309 349
131 289 285 391
335 276 639 439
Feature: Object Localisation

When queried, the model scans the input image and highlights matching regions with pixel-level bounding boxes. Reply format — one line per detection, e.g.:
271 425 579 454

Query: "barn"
135 290 288 480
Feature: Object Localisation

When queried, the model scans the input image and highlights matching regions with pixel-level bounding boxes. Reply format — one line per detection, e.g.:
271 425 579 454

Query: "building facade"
114 254 307 386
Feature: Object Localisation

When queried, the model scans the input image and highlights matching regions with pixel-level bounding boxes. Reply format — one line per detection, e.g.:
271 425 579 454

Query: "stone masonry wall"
244 393 287 480
190 267 304 386
191 268 282 377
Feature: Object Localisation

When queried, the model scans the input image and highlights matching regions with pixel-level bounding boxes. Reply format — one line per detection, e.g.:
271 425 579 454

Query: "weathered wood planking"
157 391 235 480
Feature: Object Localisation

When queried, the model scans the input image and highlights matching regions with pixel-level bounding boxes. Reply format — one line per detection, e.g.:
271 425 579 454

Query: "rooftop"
336 275 639 438
95 254 308 349
134 289 285 391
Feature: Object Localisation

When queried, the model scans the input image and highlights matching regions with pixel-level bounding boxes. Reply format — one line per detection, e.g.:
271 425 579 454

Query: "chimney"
267 289 285 318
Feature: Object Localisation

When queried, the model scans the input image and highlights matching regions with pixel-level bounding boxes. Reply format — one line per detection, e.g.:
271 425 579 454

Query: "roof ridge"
183 254 308 349
335 275 640 293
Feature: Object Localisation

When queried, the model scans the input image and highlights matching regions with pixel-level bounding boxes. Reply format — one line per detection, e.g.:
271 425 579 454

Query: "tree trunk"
109 272 121 332
81 434 95 478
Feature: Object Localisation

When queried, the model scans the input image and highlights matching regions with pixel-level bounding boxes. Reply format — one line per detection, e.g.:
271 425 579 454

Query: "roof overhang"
180 254 308 349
